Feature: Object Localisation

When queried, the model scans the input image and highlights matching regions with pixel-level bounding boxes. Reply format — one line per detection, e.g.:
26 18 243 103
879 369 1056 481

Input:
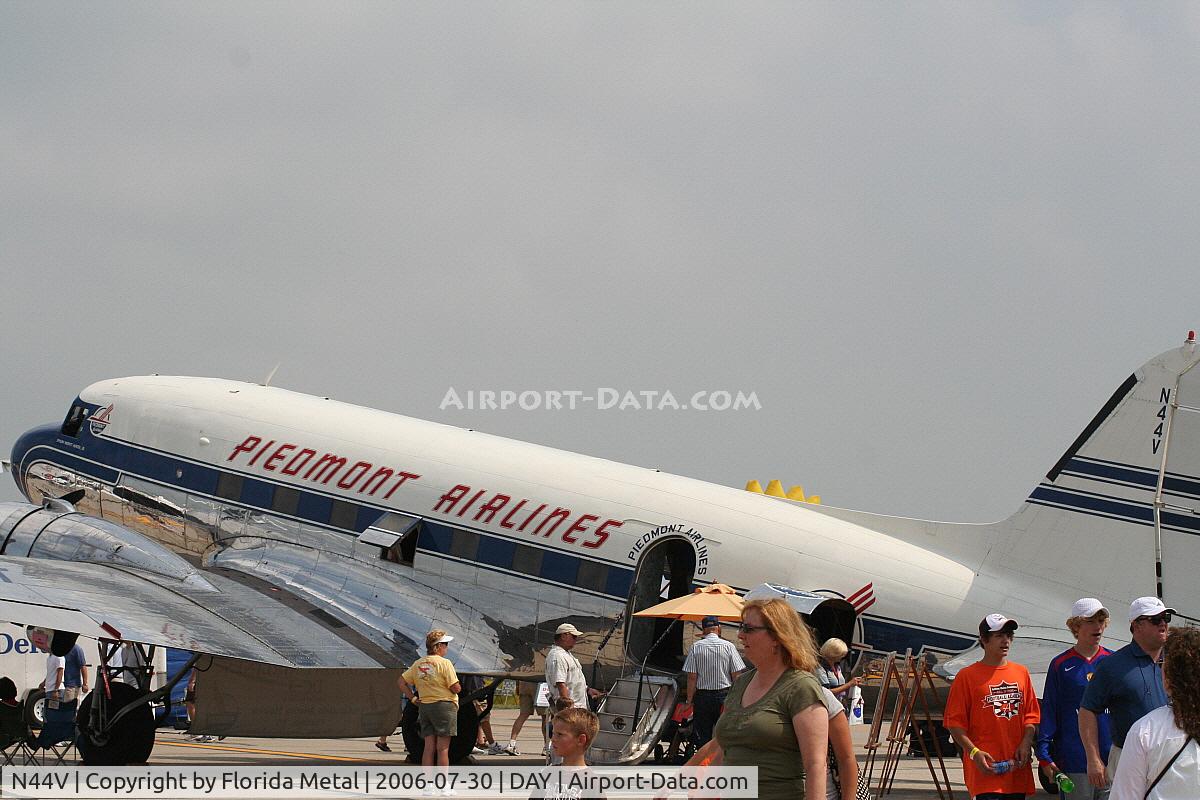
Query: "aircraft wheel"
399 700 481 765
77 682 156 765
401 700 422 763
449 701 480 764
24 689 46 727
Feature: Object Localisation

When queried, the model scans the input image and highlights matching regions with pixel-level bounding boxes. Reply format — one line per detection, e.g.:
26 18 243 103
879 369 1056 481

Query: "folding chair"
0 701 35 765
28 697 78 765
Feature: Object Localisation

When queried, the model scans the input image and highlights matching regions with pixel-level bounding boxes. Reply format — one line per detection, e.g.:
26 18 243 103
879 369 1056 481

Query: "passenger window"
512 544 543 576
450 529 480 560
272 486 300 516
216 472 243 501
61 405 86 437
576 559 609 593
330 500 358 531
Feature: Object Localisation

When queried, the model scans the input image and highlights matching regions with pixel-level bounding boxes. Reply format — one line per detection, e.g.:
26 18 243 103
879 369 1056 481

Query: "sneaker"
375 741 391 752
503 743 520 756
471 746 487 755
486 742 505 755
196 735 215 743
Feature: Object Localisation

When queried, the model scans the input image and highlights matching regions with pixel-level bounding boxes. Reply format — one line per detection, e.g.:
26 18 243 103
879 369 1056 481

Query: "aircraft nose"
9 423 58 499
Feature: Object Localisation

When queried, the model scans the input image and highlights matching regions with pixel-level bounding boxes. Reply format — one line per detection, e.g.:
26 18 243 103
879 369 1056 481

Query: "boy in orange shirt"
945 614 1041 800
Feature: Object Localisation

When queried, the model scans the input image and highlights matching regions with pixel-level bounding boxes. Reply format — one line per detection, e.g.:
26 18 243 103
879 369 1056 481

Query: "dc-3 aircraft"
2 338 1198 764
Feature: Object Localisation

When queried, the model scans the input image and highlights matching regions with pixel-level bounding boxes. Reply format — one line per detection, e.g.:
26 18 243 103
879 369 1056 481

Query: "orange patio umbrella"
631 583 745 622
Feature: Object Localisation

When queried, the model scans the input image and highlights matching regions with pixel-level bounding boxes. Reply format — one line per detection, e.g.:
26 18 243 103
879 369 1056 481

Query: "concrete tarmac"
146 708 968 799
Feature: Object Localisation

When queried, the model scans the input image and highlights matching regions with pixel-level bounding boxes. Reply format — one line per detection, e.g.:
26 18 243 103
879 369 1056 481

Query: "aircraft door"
804 599 860 669
624 537 696 673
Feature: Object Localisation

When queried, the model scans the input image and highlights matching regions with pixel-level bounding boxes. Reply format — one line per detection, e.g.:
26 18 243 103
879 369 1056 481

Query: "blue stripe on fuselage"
17 423 639 602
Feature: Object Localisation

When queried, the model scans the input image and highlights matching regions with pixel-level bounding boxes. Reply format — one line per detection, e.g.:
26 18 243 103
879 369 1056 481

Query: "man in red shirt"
945 614 1041 800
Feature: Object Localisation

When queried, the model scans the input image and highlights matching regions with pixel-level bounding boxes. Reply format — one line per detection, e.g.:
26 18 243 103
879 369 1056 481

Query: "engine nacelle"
0 501 214 590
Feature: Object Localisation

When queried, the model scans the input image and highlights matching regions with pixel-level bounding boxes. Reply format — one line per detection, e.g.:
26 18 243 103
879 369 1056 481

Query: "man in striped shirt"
683 615 745 748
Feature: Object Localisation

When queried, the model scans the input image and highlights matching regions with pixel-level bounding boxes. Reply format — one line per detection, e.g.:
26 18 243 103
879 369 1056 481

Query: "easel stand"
861 650 955 800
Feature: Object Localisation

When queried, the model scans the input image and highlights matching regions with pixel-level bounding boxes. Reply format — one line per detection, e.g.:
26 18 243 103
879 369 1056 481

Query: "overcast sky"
3 3 1199 523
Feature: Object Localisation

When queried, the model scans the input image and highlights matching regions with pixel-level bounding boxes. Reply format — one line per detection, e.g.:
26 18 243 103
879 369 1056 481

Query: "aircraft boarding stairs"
587 674 678 765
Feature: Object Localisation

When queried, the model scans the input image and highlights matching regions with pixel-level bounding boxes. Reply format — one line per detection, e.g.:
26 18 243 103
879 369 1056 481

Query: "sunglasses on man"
1137 612 1172 625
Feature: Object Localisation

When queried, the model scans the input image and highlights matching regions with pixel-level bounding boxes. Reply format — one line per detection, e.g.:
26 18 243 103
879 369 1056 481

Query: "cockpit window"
61 404 87 437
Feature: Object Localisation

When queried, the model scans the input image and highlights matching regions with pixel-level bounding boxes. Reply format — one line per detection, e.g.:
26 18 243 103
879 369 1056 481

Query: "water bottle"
992 760 1013 775
1055 772 1075 794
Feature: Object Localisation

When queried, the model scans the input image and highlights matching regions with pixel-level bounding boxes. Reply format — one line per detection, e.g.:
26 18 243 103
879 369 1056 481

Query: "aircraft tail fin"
1001 333 1200 618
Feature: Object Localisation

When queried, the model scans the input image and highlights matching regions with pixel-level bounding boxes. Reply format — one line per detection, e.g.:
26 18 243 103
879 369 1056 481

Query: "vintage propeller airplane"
2 337 1197 763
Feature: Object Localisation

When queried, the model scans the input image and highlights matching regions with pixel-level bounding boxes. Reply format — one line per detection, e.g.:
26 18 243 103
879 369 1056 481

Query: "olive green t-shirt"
713 668 823 800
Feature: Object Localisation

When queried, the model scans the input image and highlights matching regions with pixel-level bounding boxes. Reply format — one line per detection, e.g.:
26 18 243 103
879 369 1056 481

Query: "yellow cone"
786 486 806 501
765 479 786 497
745 480 764 493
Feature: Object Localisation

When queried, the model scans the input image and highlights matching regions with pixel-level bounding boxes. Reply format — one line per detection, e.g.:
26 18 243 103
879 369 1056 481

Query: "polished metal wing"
0 555 385 668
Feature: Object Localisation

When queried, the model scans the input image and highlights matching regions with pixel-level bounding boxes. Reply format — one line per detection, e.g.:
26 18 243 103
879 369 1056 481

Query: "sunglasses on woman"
738 623 772 634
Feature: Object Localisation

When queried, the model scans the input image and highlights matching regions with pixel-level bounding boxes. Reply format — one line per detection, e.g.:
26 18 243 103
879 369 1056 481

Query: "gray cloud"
3 2 1199 522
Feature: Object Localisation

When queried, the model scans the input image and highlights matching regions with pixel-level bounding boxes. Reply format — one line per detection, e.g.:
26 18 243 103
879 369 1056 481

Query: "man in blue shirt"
1079 597 1172 793
1037 598 1113 799
63 642 89 703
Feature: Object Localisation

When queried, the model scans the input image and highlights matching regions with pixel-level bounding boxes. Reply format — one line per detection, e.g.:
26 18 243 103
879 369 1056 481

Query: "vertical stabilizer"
999 335 1200 620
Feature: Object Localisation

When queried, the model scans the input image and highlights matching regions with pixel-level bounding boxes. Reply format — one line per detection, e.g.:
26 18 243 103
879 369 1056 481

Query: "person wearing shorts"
401 630 461 770
503 680 549 755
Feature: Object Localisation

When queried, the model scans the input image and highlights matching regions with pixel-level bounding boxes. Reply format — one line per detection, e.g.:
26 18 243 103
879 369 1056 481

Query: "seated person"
0 677 19 708
0 676 28 752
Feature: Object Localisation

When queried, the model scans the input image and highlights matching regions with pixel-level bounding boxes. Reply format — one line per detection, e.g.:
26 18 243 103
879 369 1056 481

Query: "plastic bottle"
991 760 1013 775
1055 773 1075 794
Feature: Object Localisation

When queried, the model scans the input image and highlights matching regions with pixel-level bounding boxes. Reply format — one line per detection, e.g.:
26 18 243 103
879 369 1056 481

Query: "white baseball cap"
436 634 454 644
980 613 1019 635
1071 598 1107 618
555 623 584 637
1128 596 1176 622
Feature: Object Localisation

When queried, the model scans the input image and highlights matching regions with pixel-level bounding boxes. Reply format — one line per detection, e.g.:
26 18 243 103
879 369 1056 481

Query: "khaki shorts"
1106 744 1121 784
418 700 458 738
519 690 548 717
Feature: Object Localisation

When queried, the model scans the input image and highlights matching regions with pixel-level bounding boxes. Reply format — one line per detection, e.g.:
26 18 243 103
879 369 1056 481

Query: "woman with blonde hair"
683 597 828 799
400 629 462 771
1110 626 1200 799
816 637 861 709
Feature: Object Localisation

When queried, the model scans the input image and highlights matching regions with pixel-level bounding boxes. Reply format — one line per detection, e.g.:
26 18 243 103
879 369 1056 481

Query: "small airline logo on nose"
89 404 114 436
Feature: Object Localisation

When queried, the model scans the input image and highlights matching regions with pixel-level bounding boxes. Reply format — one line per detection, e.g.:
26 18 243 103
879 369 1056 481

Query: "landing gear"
77 682 155 765
74 639 200 765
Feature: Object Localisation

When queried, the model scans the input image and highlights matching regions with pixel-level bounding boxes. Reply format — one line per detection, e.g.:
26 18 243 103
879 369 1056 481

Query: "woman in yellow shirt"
401 630 462 769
